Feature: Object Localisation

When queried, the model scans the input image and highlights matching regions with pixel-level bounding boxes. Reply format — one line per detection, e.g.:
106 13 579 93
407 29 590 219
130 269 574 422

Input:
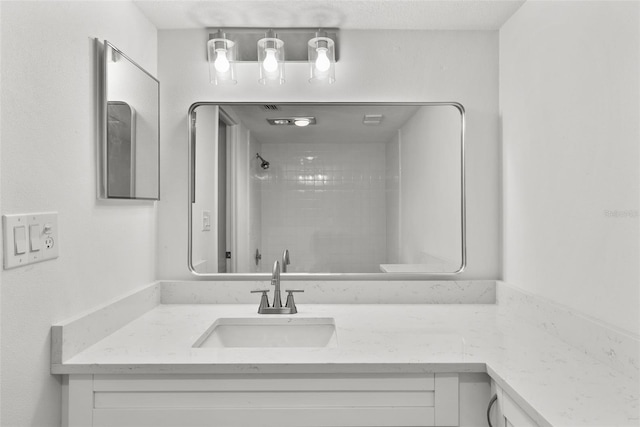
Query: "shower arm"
256 153 269 169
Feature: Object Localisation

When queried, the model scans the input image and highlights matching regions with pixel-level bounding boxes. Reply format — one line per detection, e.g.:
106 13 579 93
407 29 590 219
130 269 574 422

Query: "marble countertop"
53 302 639 426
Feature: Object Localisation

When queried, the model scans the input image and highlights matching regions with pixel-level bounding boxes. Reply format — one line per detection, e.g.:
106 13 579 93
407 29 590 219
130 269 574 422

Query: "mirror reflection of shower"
189 103 465 275
256 153 270 170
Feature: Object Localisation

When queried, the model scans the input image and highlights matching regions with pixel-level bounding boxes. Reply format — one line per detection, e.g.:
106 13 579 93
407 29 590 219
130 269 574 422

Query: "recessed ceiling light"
294 118 311 127
267 117 316 126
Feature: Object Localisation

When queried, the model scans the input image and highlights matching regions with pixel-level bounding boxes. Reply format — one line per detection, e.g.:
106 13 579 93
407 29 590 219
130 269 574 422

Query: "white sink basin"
193 317 337 348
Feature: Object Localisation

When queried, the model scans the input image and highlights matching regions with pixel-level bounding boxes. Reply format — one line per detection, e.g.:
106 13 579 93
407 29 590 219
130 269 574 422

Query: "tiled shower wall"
260 142 387 273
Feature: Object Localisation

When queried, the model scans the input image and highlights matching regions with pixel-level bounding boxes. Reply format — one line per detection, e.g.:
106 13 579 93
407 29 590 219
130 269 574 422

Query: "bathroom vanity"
51 281 639 427
63 372 459 426
56 303 469 427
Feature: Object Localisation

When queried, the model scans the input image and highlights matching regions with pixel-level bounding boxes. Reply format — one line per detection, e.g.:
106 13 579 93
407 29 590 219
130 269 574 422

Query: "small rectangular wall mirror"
98 40 160 200
188 102 466 280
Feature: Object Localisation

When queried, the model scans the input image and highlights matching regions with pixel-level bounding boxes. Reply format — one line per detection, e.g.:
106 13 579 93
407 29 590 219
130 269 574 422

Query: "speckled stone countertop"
53 302 639 427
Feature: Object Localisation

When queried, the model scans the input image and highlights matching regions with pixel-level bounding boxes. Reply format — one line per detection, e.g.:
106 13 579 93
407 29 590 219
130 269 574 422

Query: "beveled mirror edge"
97 39 161 201
187 102 466 281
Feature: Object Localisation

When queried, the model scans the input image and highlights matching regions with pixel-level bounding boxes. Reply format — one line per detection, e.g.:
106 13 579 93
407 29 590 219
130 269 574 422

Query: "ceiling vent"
262 104 280 111
363 114 384 125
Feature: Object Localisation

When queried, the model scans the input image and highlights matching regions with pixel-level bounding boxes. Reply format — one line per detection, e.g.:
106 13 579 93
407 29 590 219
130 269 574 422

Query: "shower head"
256 153 269 170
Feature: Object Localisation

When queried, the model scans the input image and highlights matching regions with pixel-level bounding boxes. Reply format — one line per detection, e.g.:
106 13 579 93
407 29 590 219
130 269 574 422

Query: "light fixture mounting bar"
207 28 339 62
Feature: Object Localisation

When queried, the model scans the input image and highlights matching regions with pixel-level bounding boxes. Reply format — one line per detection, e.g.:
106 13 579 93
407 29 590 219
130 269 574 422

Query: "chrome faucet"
282 249 291 273
250 259 303 314
271 259 283 308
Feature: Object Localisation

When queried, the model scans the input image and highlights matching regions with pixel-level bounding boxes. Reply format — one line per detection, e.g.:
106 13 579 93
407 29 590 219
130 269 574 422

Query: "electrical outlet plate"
27 212 59 264
3 212 59 269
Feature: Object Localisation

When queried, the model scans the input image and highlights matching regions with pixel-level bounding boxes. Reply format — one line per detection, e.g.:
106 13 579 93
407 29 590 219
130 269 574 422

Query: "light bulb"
294 119 310 127
214 49 230 73
315 47 331 72
262 48 279 73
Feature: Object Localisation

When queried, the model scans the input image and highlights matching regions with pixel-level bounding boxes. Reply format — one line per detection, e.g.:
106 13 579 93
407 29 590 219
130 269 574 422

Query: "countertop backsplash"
497 281 639 381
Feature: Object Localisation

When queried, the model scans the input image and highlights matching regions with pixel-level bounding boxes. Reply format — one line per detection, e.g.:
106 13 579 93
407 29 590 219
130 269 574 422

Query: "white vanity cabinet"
490 383 539 427
63 372 460 427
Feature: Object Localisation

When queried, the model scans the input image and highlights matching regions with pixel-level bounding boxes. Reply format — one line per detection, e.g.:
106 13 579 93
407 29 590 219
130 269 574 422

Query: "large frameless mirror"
188 102 465 280
98 40 160 200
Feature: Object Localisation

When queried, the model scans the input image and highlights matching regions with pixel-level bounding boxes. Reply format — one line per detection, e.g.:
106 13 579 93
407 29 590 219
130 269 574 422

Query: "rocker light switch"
3 214 29 268
29 224 42 251
14 226 27 254
202 210 211 231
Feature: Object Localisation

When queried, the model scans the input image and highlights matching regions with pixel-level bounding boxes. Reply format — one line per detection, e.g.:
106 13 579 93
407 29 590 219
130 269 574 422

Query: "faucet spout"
282 249 290 273
271 260 282 308
250 258 302 314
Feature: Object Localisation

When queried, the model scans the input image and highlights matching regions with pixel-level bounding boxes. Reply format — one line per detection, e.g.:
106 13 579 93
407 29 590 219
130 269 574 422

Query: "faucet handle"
284 289 304 314
250 289 270 312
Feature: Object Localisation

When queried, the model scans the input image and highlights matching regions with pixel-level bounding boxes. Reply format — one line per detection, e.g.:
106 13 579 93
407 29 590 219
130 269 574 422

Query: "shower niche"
188 103 465 278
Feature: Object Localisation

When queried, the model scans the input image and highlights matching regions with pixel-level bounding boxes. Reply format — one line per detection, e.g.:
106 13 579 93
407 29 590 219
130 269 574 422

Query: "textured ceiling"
133 0 526 30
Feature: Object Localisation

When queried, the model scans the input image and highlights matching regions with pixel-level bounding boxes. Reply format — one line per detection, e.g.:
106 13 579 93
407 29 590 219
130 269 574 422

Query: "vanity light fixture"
207 30 237 85
308 31 336 84
207 28 339 85
257 30 285 85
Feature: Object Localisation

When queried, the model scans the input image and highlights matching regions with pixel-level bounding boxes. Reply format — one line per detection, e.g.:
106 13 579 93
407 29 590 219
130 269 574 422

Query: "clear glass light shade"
257 37 285 85
208 38 237 85
308 36 335 84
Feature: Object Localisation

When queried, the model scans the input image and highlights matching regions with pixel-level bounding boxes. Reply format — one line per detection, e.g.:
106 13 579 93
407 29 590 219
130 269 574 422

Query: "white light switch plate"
3 214 29 269
202 210 211 231
3 212 59 269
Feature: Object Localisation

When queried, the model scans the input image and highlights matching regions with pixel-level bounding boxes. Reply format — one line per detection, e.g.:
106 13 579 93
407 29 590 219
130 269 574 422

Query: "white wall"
399 106 462 270
158 29 500 280
248 133 263 273
500 1 640 334
192 105 218 272
385 133 400 264
230 117 253 272
0 1 3 415
0 2 157 426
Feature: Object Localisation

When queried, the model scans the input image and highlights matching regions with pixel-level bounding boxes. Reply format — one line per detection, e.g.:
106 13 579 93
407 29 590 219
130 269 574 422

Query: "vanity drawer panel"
94 390 435 408
93 373 436 392
65 374 458 427
92 407 436 427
